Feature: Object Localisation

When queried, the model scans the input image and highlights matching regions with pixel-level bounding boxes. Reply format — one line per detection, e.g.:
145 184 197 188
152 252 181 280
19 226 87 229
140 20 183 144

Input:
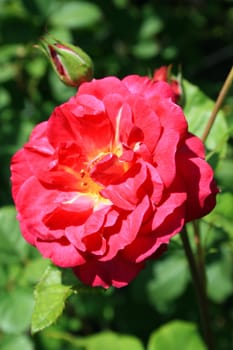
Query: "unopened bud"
153 65 183 104
38 37 94 87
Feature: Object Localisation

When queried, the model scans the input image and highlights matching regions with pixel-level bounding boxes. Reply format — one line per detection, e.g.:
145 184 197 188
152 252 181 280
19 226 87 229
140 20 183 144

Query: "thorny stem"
181 226 214 350
202 66 233 142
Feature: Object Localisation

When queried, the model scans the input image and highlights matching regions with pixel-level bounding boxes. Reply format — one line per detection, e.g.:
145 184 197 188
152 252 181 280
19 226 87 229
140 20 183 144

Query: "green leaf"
0 206 29 263
0 335 33 350
207 245 233 303
0 289 34 333
49 2 103 29
26 57 47 79
21 0 59 17
147 254 189 312
139 16 164 39
31 266 73 334
40 329 144 350
147 321 206 350
183 80 228 155
205 192 233 239
85 331 144 350
216 158 233 193
20 257 50 286
113 0 129 8
0 87 11 108
0 265 7 289
132 40 160 59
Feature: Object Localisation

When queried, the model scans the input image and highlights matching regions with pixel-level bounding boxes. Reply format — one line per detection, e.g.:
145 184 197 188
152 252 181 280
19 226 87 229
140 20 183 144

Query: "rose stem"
202 66 233 143
181 226 214 350
192 220 206 288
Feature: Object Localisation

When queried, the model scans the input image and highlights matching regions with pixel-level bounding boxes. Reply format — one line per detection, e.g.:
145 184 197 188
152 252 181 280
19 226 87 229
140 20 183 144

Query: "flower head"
11 75 218 288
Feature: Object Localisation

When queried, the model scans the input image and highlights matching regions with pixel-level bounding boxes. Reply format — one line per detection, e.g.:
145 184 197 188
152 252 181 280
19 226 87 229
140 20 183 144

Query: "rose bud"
39 37 94 87
153 65 183 104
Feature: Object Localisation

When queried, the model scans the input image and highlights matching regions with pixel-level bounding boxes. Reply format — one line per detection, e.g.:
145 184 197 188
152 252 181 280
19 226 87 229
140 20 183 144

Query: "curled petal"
82 232 107 255
65 206 110 253
123 191 186 263
72 94 105 116
16 177 63 241
101 195 152 261
153 100 188 186
90 153 126 186
36 237 86 267
101 162 146 210
132 97 161 154
48 103 112 156
15 177 94 243
104 97 134 146
176 138 218 221
150 177 187 232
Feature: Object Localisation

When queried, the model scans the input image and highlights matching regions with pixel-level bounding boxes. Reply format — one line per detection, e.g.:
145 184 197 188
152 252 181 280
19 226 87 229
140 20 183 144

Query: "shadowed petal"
73 253 144 288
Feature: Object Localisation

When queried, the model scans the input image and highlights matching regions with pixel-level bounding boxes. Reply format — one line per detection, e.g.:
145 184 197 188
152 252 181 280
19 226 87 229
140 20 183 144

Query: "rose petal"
48 103 113 156
10 149 33 201
103 97 134 146
123 76 175 101
82 232 107 255
15 177 62 240
121 177 187 263
123 200 185 263
78 77 129 100
72 94 105 116
73 253 144 288
178 132 206 159
16 177 94 242
36 237 86 267
101 196 152 261
150 177 187 231
132 97 161 153
176 138 218 221
101 162 148 210
153 100 188 186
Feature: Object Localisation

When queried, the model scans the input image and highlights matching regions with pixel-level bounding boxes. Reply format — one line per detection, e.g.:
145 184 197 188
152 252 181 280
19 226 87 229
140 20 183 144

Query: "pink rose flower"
11 75 218 288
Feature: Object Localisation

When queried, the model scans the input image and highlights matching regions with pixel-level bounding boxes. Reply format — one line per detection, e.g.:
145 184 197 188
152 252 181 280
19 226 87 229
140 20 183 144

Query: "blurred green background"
0 1 233 349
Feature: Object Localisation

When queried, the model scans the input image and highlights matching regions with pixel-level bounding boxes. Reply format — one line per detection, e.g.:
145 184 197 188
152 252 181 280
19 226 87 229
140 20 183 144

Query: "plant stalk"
202 66 233 142
181 226 214 350
192 220 206 288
